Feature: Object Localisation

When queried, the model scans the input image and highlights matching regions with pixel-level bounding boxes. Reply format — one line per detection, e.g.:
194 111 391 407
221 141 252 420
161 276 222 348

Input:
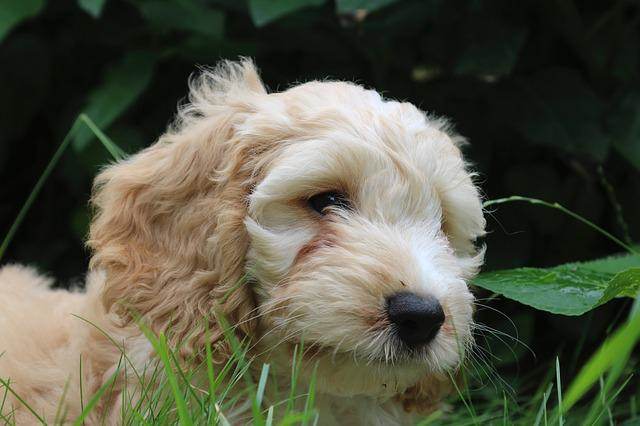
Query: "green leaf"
73 51 156 152
454 25 527 77
138 1 224 38
248 0 325 27
77 0 106 18
572 251 640 274
498 69 610 161
335 0 398 14
0 35 50 145
0 0 45 42
608 88 640 170
473 254 640 315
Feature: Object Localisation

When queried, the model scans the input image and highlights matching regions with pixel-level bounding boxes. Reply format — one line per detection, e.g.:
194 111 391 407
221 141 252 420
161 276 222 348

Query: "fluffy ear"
395 372 456 415
88 59 267 358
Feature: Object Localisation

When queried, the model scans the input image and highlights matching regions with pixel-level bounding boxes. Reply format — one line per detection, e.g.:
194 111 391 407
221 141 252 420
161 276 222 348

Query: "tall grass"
0 318 318 425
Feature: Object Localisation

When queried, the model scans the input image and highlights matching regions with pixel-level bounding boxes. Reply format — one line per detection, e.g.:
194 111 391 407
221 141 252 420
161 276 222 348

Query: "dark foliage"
1 0 639 407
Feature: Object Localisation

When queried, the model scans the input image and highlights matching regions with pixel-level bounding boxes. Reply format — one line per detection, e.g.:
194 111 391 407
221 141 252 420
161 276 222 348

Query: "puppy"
0 60 485 425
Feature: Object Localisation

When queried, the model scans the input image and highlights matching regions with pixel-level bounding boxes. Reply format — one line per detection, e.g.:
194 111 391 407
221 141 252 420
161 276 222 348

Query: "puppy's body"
0 60 484 424
0 267 415 425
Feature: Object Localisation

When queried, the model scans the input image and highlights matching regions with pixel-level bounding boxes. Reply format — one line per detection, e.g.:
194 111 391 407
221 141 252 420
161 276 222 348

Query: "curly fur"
0 59 485 425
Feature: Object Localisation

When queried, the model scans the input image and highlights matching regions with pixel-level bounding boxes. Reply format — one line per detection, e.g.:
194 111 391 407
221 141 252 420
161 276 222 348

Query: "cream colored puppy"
0 60 485 425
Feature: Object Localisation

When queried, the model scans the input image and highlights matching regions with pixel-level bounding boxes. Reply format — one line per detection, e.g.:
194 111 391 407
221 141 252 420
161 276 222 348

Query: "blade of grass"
0 369 9 414
533 382 554 426
129 359 163 420
53 378 71 424
214 403 231 426
98 356 124 425
79 354 84 426
0 377 46 425
78 114 126 161
448 370 478 424
556 357 564 426
71 314 142 382
0 376 8 419
0 114 125 263
204 323 219 426
256 363 270 409
484 196 639 256
120 350 130 424
416 410 444 425
502 391 508 425
286 343 302 415
265 405 274 426
0 118 80 262
0 411 14 425
588 374 633 425
167 348 205 410
140 327 193 426
563 310 640 411
73 361 121 426
278 411 318 426
302 363 318 426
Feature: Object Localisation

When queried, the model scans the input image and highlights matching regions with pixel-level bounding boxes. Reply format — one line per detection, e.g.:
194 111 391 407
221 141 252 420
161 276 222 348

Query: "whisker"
472 302 520 341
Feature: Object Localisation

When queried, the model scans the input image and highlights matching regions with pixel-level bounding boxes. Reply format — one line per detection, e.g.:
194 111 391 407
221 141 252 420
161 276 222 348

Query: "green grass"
1 317 636 425
1 115 639 424
0 318 318 425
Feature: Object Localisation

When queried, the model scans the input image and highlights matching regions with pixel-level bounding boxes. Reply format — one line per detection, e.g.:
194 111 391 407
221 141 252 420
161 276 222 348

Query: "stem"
597 165 632 245
483 196 639 256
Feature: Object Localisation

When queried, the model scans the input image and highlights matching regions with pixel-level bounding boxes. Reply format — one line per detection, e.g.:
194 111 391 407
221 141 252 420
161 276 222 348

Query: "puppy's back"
0 264 87 423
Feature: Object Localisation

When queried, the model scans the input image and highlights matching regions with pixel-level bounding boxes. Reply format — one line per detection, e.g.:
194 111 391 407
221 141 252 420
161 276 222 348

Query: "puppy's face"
88 62 484 399
243 82 485 396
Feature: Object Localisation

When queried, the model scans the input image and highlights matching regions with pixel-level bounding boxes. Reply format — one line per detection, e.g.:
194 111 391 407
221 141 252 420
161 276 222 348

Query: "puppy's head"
88 60 485 399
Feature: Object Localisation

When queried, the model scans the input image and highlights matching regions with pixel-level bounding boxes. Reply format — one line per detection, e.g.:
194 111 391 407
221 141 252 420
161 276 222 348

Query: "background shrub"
1 0 639 422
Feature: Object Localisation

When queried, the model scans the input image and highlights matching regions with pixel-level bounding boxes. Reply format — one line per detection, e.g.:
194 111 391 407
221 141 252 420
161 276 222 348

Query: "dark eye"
308 191 349 215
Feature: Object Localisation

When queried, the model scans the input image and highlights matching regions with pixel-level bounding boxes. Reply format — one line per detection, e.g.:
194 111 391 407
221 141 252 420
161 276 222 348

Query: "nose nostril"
386 291 445 347
400 319 419 330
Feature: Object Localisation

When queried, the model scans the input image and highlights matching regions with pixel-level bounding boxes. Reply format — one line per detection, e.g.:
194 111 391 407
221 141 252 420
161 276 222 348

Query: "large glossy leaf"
336 0 399 14
73 51 156 152
454 24 527 77
0 35 49 147
573 251 640 274
138 1 224 38
0 0 45 42
607 88 640 170
497 69 610 161
248 0 325 27
473 253 640 315
77 0 107 18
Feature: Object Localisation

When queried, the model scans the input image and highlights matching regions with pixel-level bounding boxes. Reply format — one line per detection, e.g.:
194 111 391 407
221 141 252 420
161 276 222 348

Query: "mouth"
285 328 455 370
260 299 468 372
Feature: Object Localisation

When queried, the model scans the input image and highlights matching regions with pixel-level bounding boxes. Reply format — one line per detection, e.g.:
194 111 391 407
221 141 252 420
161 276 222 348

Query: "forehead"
269 81 460 184
251 82 463 216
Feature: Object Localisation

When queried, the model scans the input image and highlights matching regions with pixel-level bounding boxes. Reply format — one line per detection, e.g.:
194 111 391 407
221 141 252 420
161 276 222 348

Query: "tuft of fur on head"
88 58 485 412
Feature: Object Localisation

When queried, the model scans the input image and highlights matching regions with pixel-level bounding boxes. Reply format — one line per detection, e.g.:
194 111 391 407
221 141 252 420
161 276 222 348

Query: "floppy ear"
87 60 267 359
395 372 457 415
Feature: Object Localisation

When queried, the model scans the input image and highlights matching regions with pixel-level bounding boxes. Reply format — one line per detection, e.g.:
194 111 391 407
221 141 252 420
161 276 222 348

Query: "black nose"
386 292 445 347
